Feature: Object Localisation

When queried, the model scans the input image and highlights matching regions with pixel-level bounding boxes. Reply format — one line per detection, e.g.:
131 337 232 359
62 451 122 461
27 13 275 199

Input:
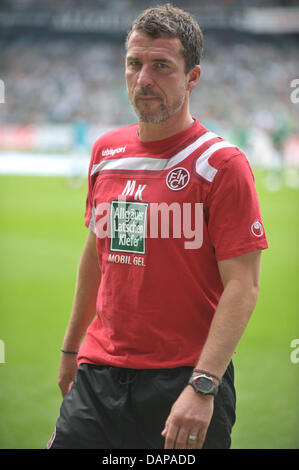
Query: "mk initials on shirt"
122 180 147 200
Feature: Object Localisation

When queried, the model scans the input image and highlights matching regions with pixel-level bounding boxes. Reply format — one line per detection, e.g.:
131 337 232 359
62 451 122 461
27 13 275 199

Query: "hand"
161 385 214 449
58 353 78 398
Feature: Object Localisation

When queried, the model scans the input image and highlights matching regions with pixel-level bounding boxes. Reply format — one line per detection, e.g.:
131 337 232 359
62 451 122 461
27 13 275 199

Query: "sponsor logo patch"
166 167 190 191
251 221 264 237
110 200 148 254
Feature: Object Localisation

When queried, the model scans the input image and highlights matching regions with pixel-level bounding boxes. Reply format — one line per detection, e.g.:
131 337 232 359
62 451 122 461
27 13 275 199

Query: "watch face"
194 376 214 393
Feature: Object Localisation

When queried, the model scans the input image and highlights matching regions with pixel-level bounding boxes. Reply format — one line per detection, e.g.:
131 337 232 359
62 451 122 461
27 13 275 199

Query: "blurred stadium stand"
0 0 298 177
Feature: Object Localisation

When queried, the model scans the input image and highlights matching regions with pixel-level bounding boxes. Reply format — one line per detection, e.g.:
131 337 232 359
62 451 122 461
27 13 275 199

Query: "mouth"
136 95 161 101
135 90 162 101
135 96 162 110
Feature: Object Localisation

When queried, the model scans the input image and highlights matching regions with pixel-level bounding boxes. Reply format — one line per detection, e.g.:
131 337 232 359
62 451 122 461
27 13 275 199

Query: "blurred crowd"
1 0 298 12
0 33 298 158
0 38 127 126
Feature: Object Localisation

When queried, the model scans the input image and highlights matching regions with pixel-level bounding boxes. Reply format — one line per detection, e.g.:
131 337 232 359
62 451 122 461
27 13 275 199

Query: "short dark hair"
126 3 203 72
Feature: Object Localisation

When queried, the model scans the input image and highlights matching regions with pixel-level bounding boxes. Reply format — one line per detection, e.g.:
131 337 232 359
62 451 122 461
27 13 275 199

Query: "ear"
187 65 201 92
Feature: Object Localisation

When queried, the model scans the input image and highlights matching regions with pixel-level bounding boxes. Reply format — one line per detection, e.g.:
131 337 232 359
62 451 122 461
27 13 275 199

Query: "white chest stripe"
92 155 164 174
91 131 235 181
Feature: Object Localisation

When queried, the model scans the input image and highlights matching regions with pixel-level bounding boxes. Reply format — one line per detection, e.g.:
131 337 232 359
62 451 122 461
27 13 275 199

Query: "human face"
125 31 190 124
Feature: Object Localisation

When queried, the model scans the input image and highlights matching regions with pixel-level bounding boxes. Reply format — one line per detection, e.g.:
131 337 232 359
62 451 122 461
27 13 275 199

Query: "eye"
127 60 141 68
156 62 169 69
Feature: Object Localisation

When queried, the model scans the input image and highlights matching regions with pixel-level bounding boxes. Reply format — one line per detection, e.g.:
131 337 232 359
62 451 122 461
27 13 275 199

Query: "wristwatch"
188 374 219 396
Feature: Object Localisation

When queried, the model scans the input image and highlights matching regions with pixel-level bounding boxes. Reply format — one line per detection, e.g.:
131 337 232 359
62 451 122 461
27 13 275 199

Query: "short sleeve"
207 153 268 261
84 144 97 234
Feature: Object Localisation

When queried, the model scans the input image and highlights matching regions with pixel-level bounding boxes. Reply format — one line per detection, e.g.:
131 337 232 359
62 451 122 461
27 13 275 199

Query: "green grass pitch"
0 170 298 449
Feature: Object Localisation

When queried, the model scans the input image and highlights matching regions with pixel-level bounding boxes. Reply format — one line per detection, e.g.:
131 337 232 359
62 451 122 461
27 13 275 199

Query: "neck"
138 111 194 142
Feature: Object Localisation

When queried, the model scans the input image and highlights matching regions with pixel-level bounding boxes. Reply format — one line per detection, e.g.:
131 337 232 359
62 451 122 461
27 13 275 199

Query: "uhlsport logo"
251 221 264 237
102 146 126 157
166 167 190 191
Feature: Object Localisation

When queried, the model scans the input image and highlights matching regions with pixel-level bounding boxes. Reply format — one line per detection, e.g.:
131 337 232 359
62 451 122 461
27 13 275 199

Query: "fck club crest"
166 167 190 191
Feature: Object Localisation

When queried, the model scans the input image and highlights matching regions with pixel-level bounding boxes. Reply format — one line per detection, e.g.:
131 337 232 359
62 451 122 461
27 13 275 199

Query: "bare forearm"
195 279 259 379
195 251 261 379
62 232 101 351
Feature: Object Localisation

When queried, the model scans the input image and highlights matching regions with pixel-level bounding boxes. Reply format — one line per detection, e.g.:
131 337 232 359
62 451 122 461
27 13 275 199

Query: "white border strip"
0 152 89 176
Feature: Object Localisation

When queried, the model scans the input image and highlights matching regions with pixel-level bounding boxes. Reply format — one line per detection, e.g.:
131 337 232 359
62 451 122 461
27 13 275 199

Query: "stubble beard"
129 85 187 124
136 102 171 124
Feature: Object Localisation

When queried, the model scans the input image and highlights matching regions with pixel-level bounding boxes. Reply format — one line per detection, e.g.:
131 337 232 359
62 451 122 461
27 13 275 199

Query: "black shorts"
47 362 236 449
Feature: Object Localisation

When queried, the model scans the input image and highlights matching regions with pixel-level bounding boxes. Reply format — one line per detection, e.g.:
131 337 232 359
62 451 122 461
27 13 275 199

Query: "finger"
62 385 69 398
60 380 73 398
186 430 200 450
174 427 190 449
161 419 169 437
58 381 67 397
164 424 179 449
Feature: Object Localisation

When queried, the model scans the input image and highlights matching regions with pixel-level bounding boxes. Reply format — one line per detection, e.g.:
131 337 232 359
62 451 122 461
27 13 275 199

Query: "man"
47 4 268 450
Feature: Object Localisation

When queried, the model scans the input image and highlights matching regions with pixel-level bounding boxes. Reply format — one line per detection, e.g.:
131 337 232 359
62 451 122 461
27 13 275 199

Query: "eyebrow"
126 56 140 62
153 58 173 64
126 56 174 64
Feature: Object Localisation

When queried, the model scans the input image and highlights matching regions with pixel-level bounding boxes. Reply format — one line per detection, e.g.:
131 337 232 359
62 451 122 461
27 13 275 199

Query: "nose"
136 64 155 88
